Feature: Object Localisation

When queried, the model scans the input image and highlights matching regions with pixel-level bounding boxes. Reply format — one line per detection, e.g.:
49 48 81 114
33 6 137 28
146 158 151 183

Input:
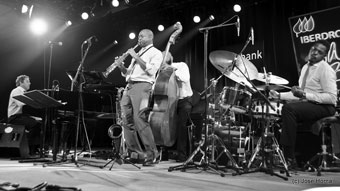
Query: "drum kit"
207 50 291 179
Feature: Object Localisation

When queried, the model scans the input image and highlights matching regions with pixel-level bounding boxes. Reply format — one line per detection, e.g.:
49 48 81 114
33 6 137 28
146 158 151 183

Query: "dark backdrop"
1 0 340 121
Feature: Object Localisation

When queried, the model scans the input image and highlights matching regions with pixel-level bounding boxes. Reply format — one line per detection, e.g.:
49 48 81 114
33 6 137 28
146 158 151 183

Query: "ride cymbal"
209 50 258 87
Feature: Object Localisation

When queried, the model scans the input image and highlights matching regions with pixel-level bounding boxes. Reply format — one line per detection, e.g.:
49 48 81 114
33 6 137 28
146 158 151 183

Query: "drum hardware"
101 87 141 170
169 77 240 176
233 68 290 180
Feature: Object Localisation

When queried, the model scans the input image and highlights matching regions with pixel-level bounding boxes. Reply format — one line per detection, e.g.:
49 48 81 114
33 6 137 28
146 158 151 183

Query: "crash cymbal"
209 50 258 87
256 73 289 85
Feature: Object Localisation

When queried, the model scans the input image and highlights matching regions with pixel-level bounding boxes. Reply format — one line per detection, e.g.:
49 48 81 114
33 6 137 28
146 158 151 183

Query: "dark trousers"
120 82 158 160
280 101 335 158
8 114 41 146
176 97 193 157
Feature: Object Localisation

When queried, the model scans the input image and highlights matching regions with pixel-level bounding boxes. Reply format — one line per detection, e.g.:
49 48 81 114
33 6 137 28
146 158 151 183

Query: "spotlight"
81 12 89 20
209 15 215 21
28 5 34 18
233 4 241 12
21 4 28 14
112 0 119 7
193 16 201 23
129 32 136 40
30 18 48 36
66 20 72 26
158 24 164 32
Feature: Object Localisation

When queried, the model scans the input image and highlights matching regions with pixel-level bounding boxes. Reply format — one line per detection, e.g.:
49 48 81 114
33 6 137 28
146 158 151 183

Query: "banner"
289 6 340 88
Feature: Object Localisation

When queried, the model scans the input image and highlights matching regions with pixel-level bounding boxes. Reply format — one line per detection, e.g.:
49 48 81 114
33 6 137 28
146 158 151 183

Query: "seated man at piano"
117 29 163 166
7 75 42 155
269 40 337 169
162 51 194 162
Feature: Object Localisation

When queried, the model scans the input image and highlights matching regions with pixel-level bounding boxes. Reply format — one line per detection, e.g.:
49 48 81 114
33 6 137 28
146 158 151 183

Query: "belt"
128 81 151 85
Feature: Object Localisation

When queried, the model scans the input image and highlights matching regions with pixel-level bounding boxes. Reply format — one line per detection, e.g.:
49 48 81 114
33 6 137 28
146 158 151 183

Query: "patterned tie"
300 64 310 90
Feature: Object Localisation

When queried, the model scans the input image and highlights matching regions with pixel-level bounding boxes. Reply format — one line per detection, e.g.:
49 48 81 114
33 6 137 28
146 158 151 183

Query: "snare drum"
251 100 283 119
220 86 252 113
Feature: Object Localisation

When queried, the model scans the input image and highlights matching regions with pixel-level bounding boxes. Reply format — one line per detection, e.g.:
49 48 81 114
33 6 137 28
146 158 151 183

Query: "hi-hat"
209 50 258 87
256 73 289 85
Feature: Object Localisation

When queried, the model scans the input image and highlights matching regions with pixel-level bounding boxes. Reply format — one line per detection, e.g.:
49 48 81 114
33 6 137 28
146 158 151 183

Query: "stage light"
81 12 89 20
112 0 119 7
233 4 241 12
21 4 28 14
28 5 34 18
193 16 201 23
158 24 164 32
129 32 136 40
30 18 48 36
66 20 72 26
209 15 215 21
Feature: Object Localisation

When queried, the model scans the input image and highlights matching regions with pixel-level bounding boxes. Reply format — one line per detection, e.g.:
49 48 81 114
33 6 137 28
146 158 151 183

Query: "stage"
1 156 340 191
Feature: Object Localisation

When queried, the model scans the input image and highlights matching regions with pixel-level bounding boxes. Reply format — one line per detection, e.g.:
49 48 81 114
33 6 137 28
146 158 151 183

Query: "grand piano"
44 71 122 152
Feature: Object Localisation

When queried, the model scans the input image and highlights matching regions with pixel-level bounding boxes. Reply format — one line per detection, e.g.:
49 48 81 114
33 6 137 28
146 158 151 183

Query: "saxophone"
102 44 139 78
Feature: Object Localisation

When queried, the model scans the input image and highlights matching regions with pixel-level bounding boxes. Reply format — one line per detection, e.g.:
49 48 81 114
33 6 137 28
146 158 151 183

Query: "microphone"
251 27 254 45
52 80 59 91
236 16 240 37
48 41 63 46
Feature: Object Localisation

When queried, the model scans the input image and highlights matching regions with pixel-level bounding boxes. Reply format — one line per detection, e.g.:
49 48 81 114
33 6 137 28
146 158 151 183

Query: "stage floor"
1 156 340 191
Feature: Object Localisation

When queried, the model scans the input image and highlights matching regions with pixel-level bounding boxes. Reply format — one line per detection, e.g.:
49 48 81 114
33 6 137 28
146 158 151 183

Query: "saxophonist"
117 29 163 166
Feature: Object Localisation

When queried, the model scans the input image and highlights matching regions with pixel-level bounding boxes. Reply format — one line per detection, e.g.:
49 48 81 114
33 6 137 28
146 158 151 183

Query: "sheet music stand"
14 90 64 162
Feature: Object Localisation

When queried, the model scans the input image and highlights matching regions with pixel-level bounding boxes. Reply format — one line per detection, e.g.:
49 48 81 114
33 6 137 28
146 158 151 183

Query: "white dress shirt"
8 86 26 117
124 44 163 84
172 62 193 99
281 60 337 105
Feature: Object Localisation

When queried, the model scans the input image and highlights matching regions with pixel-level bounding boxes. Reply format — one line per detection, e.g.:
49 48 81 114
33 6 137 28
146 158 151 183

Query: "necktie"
300 64 310 90
127 49 143 82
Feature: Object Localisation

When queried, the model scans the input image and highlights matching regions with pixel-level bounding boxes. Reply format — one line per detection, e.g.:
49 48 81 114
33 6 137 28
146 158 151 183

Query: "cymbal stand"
233 70 290 180
168 15 240 176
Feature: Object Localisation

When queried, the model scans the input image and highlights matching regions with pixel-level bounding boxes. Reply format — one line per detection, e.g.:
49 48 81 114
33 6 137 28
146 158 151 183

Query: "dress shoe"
286 157 301 171
143 151 160 167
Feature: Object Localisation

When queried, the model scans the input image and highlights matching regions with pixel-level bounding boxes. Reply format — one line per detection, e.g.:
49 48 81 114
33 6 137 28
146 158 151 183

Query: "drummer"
269 40 337 169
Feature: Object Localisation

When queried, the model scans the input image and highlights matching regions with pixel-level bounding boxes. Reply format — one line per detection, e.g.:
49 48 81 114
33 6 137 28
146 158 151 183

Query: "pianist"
7 75 41 155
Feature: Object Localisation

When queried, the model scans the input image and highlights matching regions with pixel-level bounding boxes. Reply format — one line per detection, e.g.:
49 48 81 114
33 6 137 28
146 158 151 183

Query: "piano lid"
66 70 104 85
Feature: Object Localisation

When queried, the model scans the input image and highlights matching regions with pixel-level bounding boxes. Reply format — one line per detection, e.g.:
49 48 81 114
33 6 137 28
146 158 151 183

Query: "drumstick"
276 84 291 90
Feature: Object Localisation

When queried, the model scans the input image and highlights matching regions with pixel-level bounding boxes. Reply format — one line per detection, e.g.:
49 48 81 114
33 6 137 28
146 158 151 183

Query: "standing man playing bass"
163 51 193 162
117 29 163 166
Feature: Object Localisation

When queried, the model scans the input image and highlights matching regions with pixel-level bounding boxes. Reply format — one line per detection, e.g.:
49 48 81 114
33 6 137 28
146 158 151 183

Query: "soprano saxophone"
102 44 139 78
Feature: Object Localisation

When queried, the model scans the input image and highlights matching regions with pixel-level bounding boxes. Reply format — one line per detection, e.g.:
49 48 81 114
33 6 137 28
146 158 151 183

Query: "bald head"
138 29 154 47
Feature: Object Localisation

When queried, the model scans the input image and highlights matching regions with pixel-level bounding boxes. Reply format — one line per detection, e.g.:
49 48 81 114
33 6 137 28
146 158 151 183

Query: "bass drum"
251 100 283 119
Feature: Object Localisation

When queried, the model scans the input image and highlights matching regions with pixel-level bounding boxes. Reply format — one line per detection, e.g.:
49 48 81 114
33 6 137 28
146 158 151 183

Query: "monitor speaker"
0 123 29 158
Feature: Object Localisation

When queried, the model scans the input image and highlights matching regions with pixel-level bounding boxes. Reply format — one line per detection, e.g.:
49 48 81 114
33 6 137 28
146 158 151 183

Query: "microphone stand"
168 16 239 176
71 40 93 166
230 31 290 180
41 42 56 159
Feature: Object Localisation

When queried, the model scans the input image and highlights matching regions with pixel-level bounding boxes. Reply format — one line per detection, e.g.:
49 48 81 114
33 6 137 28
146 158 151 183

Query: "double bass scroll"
149 22 183 147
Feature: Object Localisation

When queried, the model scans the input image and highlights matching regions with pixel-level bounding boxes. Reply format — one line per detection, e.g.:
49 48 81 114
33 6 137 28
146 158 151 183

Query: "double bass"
149 22 182 147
